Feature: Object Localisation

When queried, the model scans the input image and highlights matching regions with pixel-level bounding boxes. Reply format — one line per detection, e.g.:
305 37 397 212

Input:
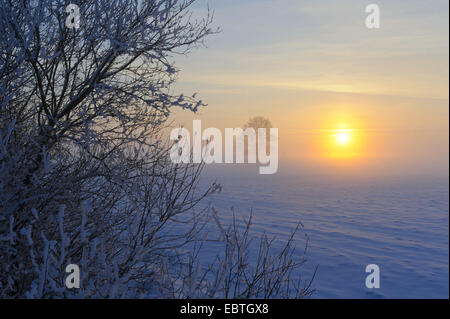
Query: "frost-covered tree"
0 0 218 298
0 0 314 298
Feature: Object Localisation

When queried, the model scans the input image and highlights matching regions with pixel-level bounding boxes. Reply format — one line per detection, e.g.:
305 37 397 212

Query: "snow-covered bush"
0 0 314 298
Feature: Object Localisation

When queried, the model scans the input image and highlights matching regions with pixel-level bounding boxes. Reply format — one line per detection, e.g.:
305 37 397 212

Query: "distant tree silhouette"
244 116 273 131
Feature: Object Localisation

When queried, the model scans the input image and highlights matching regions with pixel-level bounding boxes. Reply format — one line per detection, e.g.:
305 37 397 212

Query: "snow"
198 166 449 298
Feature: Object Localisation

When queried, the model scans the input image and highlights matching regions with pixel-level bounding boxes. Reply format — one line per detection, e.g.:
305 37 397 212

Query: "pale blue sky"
180 0 448 98
170 0 449 176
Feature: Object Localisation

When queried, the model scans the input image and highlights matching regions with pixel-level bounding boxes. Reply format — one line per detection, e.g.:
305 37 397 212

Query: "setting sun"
328 128 358 158
335 131 351 145
317 124 366 160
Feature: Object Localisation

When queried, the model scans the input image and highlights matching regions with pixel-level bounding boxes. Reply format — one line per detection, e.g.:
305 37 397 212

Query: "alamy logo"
365 4 380 29
170 120 278 174
65 4 80 30
365 264 380 288
65 264 80 289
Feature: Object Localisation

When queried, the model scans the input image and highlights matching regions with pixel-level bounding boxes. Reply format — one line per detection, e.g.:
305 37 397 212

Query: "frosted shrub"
0 0 314 298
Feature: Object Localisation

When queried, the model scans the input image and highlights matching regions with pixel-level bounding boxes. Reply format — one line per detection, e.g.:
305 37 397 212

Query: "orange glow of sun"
322 127 362 159
335 131 351 145
314 112 370 162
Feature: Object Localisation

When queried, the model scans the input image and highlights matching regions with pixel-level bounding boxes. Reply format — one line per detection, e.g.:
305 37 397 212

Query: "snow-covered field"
200 166 449 298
